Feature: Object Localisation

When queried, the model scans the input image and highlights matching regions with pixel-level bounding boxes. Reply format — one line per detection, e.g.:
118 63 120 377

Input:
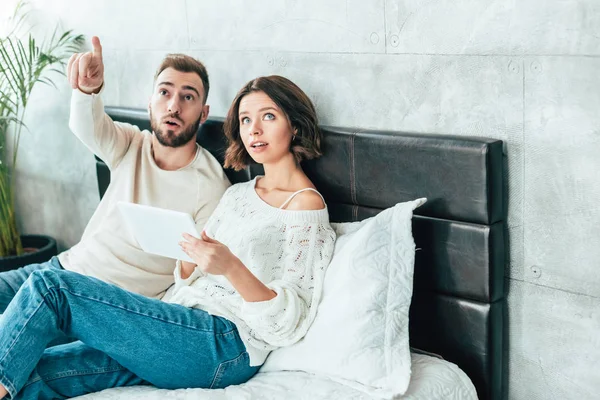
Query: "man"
0 36 230 307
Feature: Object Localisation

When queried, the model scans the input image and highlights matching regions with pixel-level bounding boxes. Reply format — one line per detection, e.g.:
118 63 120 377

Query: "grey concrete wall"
3 0 599 398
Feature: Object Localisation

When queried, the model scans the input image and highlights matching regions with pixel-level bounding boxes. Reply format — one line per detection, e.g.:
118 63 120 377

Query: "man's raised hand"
67 36 104 94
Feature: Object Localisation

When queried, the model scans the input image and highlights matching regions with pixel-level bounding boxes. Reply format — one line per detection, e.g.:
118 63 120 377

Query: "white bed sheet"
75 353 478 400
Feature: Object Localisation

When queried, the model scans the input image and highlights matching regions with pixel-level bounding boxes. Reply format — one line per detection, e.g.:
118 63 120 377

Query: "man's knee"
27 268 67 291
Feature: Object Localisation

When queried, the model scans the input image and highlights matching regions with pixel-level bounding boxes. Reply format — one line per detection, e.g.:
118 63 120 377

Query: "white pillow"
261 198 426 399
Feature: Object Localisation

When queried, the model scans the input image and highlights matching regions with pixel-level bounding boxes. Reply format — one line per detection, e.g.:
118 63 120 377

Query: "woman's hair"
223 75 322 171
154 54 210 104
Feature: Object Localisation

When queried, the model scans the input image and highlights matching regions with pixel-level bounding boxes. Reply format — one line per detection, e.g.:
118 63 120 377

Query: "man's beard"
149 109 201 148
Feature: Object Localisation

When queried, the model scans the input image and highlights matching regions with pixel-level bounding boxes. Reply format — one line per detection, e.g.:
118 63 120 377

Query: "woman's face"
238 91 295 165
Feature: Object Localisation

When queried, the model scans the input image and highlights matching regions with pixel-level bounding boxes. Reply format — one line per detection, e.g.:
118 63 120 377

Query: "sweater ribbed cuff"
173 260 205 289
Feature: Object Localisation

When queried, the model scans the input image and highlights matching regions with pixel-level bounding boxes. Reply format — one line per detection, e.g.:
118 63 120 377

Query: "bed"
90 107 506 400
75 353 476 400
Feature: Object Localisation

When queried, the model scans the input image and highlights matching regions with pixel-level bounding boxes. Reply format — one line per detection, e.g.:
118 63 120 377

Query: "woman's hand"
180 231 277 302
179 231 239 276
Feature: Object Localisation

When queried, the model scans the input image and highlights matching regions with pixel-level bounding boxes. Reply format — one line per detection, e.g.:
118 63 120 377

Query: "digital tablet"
117 201 199 263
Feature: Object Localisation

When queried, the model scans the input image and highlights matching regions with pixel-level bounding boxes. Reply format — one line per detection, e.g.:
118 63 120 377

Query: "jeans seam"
21 365 132 397
209 352 247 389
0 300 46 367
0 371 16 398
25 364 128 387
46 283 237 336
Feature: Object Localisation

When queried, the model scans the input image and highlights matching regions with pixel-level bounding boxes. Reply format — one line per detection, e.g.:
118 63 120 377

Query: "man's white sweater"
58 89 230 298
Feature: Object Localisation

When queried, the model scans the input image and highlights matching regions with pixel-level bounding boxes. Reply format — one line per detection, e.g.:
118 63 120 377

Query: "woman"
0 76 336 399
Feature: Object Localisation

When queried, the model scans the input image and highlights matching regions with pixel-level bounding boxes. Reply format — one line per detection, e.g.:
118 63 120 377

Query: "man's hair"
223 75 322 171
154 54 210 104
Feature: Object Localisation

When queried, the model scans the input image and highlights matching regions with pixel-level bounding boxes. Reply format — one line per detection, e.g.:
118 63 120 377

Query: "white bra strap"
279 188 326 209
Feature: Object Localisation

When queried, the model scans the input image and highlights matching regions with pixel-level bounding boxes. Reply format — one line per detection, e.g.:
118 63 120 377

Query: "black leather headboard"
100 107 506 400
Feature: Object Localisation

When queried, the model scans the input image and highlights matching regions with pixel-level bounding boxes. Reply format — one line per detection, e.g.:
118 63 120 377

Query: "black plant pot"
0 235 58 272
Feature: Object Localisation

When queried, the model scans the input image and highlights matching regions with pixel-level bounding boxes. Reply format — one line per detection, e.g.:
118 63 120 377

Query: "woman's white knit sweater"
163 177 336 366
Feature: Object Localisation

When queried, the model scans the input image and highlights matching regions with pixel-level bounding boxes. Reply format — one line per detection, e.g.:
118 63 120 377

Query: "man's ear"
201 105 210 123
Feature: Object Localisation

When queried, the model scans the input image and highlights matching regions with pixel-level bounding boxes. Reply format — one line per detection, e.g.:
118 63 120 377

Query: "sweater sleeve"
172 259 206 289
239 222 336 347
69 88 135 169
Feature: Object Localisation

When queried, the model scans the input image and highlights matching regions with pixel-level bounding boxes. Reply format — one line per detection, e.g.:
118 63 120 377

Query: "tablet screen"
117 201 199 262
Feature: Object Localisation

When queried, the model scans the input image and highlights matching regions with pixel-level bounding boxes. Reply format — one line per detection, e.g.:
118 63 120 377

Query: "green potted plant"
0 1 84 270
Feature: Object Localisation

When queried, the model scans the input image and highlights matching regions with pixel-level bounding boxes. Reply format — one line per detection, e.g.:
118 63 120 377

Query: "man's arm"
67 36 133 169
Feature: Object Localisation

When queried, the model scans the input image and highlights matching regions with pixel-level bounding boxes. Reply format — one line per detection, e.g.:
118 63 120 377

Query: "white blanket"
74 353 477 400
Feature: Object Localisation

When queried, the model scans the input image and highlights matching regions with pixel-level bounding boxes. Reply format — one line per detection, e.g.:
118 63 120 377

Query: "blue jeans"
0 268 260 399
0 257 64 314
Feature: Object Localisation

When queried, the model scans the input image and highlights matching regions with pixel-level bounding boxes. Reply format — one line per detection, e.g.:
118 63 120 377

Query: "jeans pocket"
210 352 258 389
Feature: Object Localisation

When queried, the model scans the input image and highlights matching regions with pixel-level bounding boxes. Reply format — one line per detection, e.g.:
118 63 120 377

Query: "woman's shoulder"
284 190 326 211
278 174 326 211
